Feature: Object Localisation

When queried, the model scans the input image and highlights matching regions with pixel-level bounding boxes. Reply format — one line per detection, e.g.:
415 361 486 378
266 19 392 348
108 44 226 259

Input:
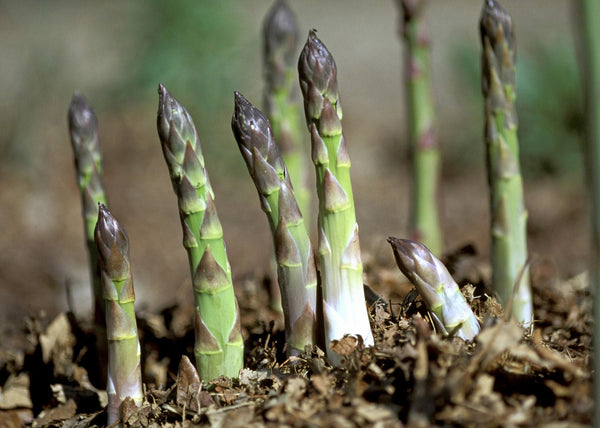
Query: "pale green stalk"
388 237 480 340
232 92 317 355
68 93 107 328
298 31 374 359
157 84 243 381
480 0 533 325
398 0 443 256
577 0 600 424
95 204 143 425
262 0 310 224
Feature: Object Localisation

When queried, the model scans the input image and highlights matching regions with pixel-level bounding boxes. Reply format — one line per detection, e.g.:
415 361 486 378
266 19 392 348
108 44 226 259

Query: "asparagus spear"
262 0 310 225
298 30 374 358
480 0 533 325
387 237 480 340
232 91 317 355
157 84 243 381
68 93 108 328
578 0 600 423
398 0 443 256
95 204 143 425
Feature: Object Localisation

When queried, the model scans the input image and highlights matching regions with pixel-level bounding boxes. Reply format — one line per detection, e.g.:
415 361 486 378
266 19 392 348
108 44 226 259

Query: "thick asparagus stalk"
68 93 108 328
262 0 310 224
157 84 243 381
388 237 480 340
480 0 533 325
578 0 600 423
95 204 143 425
232 91 317 355
398 0 443 256
298 30 374 357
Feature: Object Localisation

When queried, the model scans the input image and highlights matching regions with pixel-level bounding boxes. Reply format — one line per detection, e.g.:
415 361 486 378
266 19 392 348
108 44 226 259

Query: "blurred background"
0 0 586 331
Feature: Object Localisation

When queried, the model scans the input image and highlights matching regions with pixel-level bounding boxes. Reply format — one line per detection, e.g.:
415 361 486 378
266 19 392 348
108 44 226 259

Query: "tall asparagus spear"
398 0 443 256
298 31 374 358
68 93 108 329
95 204 143 425
577 0 600 423
157 84 243 381
480 0 533 325
232 92 317 355
388 237 480 340
262 0 310 224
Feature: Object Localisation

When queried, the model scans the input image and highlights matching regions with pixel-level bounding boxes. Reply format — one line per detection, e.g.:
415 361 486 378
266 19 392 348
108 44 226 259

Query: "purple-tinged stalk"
577 0 600 423
388 237 480 340
397 0 443 256
480 0 533 325
68 93 108 328
95 204 143 425
298 30 374 360
232 92 317 355
157 84 243 381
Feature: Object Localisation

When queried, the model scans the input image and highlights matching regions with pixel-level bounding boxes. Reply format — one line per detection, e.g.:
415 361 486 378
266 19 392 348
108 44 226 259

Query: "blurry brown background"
0 1 586 334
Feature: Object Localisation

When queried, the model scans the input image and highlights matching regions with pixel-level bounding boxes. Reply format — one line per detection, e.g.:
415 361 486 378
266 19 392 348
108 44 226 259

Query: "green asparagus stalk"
157 84 243 381
298 30 374 358
480 0 533 325
232 91 317 355
95 203 143 425
388 237 480 340
398 0 443 256
68 93 108 329
262 0 310 225
577 0 600 423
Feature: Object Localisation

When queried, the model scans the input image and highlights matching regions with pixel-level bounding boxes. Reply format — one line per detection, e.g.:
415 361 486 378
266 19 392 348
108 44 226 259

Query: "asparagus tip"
480 0 513 43
68 92 97 135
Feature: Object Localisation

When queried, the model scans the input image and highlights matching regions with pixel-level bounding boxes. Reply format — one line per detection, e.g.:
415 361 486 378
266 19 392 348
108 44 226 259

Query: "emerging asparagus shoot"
95 204 143 425
298 30 374 359
262 0 310 224
480 0 533 325
398 0 443 256
388 237 480 340
68 93 108 329
157 84 243 381
232 91 317 355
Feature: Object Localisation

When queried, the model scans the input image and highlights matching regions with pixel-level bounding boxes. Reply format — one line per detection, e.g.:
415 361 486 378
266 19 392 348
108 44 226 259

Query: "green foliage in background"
451 40 583 178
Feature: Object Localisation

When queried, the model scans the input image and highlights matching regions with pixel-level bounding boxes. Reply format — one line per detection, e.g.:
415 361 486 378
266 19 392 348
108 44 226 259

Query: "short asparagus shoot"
480 0 533 325
232 92 317 355
397 0 443 256
157 84 243 381
388 237 480 340
95 204 143 425
298 30 374 358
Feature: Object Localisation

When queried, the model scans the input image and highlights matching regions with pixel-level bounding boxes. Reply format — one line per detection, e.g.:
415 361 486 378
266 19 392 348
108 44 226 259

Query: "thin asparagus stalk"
298 30 374 358
577 0 600 423
95 204 143 425
262 0 310 225
232 91 317 355
388 237 480 340
157 84 243 381
480 0 533 325
68 93 108 328
398 0 443 256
